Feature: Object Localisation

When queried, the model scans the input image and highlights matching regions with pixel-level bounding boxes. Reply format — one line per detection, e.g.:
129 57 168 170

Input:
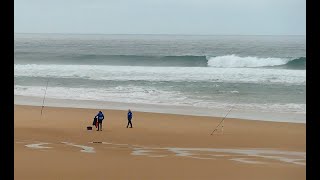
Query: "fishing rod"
40 79 49 120
210 94 240 135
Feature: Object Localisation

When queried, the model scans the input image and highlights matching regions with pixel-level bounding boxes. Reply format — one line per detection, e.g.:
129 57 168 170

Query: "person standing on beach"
127 109 133 128
95 111 104 131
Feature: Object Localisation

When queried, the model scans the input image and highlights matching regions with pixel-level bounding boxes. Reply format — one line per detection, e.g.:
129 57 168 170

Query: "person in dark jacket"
95 111 104 131
127 109 133 128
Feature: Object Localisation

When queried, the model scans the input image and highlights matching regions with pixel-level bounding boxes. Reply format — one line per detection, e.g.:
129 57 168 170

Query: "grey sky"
14 0 306 35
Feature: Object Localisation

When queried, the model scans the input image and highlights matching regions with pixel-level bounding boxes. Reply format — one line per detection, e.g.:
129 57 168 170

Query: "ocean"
14 33 306 123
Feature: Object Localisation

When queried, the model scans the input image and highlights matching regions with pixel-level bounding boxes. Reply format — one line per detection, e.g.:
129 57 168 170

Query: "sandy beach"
14 104 306 180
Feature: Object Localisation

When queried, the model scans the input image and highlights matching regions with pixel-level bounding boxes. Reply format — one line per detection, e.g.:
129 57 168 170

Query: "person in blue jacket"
95 111 104 131
127 109 133 128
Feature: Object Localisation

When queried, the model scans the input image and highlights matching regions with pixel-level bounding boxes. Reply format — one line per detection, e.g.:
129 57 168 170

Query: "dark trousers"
127 118 132 128
98 120 103 130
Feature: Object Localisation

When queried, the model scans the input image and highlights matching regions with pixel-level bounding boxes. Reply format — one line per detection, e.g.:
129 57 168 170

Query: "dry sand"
14 105 306 180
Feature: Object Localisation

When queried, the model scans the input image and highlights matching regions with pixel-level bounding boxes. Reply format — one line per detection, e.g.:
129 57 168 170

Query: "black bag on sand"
87 126 92 130
92 117 97 126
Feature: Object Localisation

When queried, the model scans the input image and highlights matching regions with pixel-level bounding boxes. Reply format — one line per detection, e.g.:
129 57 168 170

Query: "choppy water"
14 34 306 122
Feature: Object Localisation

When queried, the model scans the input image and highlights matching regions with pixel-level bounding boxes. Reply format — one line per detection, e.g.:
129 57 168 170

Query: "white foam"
131 148 154 156
230 158 265 164
189 156 216 160
257 155 306 166
99 141 305 165
14 86 306 115
62 142 95 153
207 55 290 68
14 64 305 84
14 85 186 106
130 148 168 158
167 148 194 157
156 147 305 165
21 140 306 165
25 142 52 149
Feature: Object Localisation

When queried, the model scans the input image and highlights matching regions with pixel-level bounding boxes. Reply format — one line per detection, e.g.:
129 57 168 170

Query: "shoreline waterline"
14 95 305 123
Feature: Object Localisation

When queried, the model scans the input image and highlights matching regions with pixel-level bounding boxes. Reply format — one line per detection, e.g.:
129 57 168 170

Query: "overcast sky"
14 0 306 35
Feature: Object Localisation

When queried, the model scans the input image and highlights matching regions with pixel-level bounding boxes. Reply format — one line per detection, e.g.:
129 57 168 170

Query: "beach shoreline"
15 95 306 123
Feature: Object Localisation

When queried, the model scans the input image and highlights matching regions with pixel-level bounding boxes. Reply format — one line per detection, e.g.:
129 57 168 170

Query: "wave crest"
15 52 305 69
207 55 290 68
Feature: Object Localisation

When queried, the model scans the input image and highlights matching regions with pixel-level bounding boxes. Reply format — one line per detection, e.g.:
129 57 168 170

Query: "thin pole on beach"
210 94 240 135
40 79 49 120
